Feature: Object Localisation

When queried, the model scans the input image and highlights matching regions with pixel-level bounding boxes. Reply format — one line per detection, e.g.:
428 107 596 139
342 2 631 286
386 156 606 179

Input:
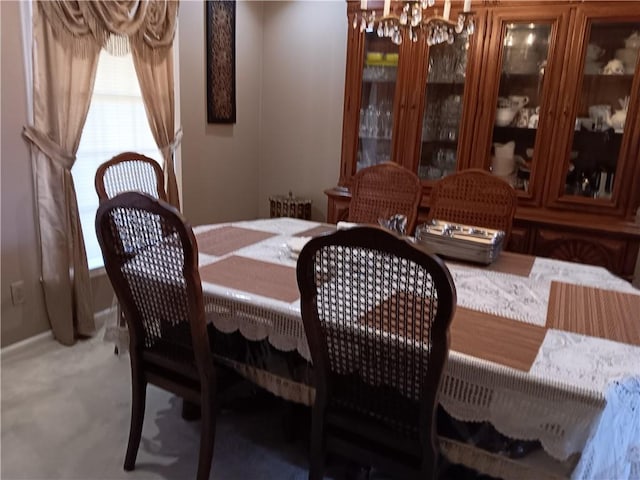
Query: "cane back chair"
95 152 166 202
427 169 517 242
348 162 423 235
95 152 167 351
296 227 457 480
95 192 216 480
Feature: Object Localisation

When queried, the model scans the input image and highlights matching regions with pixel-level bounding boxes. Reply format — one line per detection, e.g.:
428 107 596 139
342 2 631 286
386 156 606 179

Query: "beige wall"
180 0 263 225
1 0 347 346
1 1 50 347
179 0 346 224
258 1 345 220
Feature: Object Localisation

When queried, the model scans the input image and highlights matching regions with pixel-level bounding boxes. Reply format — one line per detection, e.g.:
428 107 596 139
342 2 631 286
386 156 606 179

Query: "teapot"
495 97 528 127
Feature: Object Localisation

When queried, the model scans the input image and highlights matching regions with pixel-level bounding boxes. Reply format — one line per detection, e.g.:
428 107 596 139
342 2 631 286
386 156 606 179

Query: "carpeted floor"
1 326 491 480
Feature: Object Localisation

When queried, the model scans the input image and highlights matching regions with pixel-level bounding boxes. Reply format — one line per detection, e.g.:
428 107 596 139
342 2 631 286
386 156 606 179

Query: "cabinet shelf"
426 80 466 86
421 139 458 146
359 135 392 140
493 125 538 131
362 79 397 84
500 72 542 79
583 74 634 80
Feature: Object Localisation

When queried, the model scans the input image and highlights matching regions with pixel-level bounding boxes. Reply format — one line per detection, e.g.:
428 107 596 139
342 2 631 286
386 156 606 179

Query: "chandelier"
353 0 475 46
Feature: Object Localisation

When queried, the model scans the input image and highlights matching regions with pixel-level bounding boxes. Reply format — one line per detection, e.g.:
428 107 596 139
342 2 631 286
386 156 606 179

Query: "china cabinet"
326 0 640 279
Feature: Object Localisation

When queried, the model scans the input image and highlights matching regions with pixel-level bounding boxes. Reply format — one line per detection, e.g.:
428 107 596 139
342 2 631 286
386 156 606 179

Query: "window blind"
73 51 161 269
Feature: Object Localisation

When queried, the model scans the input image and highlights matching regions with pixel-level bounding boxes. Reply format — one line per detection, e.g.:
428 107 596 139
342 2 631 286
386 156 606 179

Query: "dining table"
190 217 640 480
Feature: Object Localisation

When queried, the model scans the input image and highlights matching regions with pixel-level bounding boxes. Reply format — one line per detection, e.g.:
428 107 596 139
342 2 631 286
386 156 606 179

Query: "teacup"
508 95 530 109
528 113 539 129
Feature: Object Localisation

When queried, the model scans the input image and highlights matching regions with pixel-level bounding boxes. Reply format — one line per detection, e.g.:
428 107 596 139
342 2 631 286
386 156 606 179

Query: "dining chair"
296 226 457 480
95 191 216 480
95 151 166 202
427 169 517 242
95 152 167 354
348 162 423 235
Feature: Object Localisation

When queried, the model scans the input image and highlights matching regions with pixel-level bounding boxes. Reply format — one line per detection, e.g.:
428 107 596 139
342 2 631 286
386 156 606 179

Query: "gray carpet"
1 327 320 480
1 326 491 480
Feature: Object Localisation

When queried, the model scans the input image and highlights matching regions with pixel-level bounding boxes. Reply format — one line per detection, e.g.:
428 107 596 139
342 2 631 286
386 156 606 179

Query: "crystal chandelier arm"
353 0 474 46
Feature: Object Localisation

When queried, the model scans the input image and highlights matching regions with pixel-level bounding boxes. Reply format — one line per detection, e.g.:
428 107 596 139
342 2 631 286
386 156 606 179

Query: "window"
73 50 161 270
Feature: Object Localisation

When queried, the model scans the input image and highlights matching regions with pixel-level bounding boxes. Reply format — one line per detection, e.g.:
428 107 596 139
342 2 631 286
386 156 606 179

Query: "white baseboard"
1 307 117 361
1 329 54 360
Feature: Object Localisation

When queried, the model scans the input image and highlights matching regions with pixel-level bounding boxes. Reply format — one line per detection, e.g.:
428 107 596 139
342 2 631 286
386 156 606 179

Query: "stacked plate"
414 220 505 265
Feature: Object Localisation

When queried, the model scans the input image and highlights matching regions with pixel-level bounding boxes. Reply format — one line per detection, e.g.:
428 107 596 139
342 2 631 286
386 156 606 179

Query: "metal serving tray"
414 220 505 265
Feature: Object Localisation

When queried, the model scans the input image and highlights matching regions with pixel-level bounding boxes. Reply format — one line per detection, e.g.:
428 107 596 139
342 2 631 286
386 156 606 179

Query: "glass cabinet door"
491 22 553 193
418 33 470 181
357 30 400 172
559 21 640 201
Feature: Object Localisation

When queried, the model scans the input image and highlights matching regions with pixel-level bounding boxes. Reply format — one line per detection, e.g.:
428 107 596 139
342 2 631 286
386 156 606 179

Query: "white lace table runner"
194 218 640 462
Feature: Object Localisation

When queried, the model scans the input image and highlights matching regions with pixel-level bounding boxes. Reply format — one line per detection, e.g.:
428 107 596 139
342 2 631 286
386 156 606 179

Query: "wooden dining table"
192 217 640 479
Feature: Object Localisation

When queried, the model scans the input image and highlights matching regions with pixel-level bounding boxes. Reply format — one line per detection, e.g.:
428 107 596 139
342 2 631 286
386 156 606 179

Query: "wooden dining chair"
296 227 457 480
95 192 216 480
95 151 166 202
95 152 167 354
348 162 423 235
427 169 517 242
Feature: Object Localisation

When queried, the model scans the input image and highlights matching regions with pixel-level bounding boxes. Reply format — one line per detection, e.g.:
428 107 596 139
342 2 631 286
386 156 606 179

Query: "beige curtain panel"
22 0 180 345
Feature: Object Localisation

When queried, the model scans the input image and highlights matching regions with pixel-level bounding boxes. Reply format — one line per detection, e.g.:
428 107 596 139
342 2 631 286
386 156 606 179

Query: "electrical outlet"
10 281 25 305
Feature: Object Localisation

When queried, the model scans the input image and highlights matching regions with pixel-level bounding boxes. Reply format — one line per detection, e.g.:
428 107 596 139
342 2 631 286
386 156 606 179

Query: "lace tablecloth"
193 218 640 464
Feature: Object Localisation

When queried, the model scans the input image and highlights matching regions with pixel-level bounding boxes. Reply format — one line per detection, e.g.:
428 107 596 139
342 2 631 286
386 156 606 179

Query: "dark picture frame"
206 0 236 123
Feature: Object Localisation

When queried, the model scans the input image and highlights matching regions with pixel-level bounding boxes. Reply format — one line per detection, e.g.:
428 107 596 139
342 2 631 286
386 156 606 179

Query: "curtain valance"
37 0 178 59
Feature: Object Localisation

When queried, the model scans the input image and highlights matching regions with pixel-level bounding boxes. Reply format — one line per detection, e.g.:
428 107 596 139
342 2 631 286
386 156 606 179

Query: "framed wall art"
206 0 236 123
